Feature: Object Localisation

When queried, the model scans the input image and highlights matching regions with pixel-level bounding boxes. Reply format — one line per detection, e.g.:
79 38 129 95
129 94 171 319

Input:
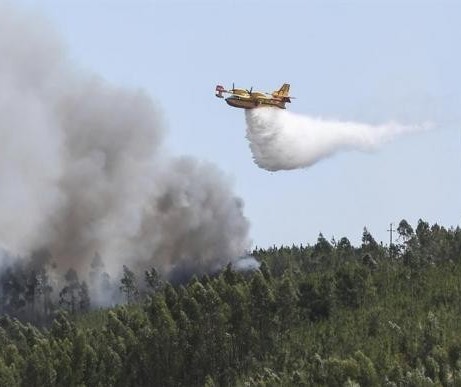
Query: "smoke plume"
245 108 423 171
0 4 250 277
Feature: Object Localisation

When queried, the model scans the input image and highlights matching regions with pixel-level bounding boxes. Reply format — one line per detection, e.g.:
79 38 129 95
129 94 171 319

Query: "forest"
1 218 461 386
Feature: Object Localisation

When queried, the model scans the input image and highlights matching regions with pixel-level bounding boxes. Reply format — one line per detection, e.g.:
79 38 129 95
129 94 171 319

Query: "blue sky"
16 0 461 248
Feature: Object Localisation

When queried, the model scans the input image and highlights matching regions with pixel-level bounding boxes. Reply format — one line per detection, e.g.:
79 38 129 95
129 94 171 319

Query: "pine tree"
119 265 139 304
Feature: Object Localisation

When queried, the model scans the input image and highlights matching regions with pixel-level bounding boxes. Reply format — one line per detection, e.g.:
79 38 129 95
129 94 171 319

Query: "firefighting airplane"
215 83 294 109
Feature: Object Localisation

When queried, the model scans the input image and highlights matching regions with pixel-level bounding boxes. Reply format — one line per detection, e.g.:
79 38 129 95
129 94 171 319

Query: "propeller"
246 87 253 95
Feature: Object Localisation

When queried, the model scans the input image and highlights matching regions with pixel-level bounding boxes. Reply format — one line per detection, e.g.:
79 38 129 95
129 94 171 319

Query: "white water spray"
245 108 423 171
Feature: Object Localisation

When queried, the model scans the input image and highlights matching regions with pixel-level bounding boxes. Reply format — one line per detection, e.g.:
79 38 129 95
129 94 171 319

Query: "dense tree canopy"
0 219 461 386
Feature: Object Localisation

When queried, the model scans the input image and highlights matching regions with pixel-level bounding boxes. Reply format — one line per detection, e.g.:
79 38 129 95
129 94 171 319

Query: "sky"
13 0 461 248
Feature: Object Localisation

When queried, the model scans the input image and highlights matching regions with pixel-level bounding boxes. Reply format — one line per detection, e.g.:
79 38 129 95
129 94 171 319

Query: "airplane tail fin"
272 83 291 102
215 85 225 98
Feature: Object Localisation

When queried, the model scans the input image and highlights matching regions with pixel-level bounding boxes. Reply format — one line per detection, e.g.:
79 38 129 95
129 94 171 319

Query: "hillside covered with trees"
1 219 461 386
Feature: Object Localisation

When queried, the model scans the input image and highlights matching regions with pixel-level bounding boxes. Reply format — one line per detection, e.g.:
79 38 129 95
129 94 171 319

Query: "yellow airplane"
215 83 294 109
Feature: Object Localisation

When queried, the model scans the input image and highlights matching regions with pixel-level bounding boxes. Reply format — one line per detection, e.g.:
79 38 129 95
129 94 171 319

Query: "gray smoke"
0 4 250 277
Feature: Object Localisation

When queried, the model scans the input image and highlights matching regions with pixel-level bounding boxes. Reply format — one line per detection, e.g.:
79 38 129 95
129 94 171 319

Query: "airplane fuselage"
225 96 286 109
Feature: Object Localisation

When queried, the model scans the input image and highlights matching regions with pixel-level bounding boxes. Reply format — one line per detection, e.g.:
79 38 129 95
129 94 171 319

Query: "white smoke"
233 256 260 272
245 108 423 171
0 4 250 278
